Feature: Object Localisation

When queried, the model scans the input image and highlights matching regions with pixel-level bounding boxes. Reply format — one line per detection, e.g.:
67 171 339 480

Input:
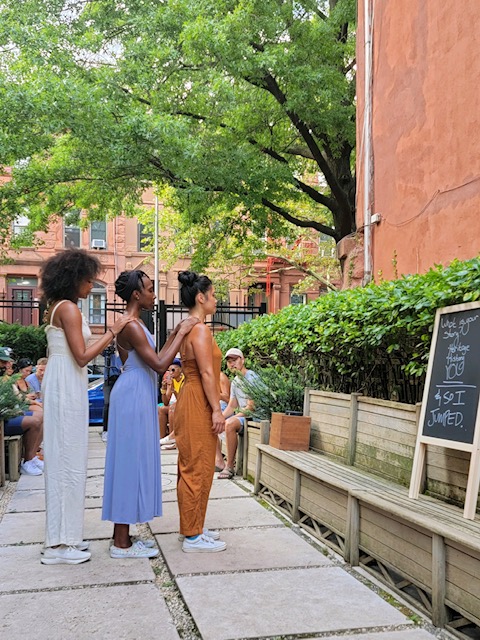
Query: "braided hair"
115 270 148 302
178 271 212 308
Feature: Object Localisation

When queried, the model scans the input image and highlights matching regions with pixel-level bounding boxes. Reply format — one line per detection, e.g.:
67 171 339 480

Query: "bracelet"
107 328 116 340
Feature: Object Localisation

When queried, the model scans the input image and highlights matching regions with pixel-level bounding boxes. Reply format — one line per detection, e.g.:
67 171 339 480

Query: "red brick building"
354 0 480 283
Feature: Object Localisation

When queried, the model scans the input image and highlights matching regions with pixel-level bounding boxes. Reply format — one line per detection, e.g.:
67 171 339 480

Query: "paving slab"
0 507 112 544
85 476 105 497
7 488 45 512
15 473 45 491
176 567 409 640
308 632 436 640
0 583 179 640
161 480 249 503
6 490 102 513
0 540 156 592
87 457 105 469
150 496 282 535
157 527 332 575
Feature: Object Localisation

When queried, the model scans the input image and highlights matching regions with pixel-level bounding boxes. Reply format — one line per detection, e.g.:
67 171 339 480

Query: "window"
137 223 153 252
90 221 107 249
290 292 307 305
64 210 81 248
12 215 30 236
88 283 106 325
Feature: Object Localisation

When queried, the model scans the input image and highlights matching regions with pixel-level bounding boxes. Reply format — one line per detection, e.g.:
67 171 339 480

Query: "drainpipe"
363 0 374 285
153 194 160 346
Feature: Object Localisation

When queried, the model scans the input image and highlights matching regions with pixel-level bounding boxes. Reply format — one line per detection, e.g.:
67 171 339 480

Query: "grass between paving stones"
136 522 201 640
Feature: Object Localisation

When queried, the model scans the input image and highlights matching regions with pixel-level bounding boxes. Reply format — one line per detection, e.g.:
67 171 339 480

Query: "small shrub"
0 375 29 420
0 323 47 362
236 366 309 421
216 257 480 403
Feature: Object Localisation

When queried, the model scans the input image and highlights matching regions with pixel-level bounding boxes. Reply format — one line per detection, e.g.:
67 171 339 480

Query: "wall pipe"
363 0 374 285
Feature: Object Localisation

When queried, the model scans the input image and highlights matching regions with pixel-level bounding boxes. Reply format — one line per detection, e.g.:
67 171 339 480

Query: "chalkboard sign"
422 306 480 444
409 301 480 519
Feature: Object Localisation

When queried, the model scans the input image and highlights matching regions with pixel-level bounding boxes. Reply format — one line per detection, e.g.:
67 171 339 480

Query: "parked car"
88 378 104 425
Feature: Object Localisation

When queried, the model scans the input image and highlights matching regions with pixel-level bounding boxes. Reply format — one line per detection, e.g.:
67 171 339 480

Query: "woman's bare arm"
117 317 199 375
55 302 133 368
191 324 225 434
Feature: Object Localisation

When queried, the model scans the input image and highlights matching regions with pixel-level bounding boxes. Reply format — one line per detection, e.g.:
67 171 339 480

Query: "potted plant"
0 375 29 421
237 365 312 451
0 375 29 484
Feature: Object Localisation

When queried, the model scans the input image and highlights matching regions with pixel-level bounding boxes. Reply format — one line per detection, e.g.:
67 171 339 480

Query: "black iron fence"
105 301 267 347
0 298 46 326
0 297 265 348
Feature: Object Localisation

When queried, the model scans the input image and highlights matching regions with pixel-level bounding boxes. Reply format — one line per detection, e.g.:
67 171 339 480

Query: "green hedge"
0 323 47 363
216 257 480 404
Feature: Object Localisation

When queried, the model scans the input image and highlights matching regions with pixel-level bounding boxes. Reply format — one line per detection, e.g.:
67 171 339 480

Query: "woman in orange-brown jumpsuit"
174 271 227 553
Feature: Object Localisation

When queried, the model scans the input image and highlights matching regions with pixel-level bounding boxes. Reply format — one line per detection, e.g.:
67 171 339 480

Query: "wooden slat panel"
309 390 352 402
247 428 261 478
360 507 432 587
260 456 294 501
358 396 418 415
300 476 348 533
356 420 417 447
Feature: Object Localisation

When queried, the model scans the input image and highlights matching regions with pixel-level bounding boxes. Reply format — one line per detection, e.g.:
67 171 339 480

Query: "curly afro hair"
40 249 101 304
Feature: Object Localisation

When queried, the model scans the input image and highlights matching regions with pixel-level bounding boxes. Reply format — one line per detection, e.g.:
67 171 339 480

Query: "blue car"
88 378 104 425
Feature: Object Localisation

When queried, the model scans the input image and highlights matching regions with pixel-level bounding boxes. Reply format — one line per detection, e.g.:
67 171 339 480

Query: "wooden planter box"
269 412 311 451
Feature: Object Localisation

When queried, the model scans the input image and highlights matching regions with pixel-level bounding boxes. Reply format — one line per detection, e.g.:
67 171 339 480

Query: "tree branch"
262 198 339 241
264 255 337 291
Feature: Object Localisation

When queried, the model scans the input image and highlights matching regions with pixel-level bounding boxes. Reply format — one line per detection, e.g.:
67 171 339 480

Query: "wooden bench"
4 435 23 482
254 444 480 635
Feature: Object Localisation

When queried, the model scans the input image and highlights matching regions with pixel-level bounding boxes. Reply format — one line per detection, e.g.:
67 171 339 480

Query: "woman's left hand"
110 314 135 337
211 408 225 435
177 316 200 336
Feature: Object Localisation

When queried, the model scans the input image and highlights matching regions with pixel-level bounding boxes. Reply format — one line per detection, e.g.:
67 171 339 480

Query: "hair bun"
178 271 198 286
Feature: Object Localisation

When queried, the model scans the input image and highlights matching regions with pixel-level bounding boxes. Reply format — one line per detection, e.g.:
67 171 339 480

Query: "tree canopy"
0 0 356 277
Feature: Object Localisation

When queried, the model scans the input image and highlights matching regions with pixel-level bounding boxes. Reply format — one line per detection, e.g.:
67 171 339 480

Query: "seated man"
218 348 258 479
26 357 48 398
1 350 44 476
158 358 184 448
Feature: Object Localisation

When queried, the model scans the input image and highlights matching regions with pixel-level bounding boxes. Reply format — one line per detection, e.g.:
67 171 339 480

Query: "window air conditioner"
91 239 106 250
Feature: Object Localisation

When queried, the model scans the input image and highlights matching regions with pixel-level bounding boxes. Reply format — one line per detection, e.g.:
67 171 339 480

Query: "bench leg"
292 468 301 522
8 439 21 482
432 533 447 628
235 434 244 476
254 448 262 495
345 494 359 565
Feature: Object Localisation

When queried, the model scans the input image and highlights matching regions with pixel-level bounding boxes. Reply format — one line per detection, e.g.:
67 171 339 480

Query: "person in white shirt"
217 348 258 479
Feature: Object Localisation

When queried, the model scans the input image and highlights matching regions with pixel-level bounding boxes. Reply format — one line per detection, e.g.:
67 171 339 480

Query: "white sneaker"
160 435 175 445
110 540 159 559
41 541 90 555
32 456 44 471
178 527 220 542
41 545 91 565
101 431 108 442
182 534 226 553
20 459 43 476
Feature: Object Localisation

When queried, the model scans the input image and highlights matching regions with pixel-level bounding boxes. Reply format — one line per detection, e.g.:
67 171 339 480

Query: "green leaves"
0 0 356 270
216 257 480 402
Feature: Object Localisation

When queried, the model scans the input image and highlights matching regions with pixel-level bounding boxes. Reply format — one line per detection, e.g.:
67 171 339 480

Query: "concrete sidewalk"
0 428 449 640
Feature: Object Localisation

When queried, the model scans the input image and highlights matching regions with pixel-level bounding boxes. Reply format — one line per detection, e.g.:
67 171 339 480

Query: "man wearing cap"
217 348 258 479
0 346 13 375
